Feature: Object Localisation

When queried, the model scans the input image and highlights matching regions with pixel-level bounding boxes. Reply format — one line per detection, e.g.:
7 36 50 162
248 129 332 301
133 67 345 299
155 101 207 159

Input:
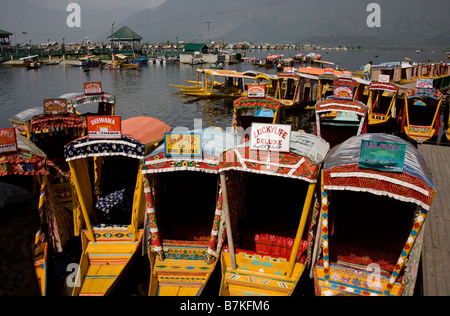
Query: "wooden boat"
231 96 284 142
0 132 72 295
315 81 369 148
65 135 146 296
313 133 436 296
113 54 141 69
366 81 401 133
275 71 319 110
218 131 330 296
182 69 256 99
141 128 241 296
57 87 116 116
9 107 43 136
255 54 283 69
65 116 171 296
276 58 294 71
398 83 443 144
20 55 43 69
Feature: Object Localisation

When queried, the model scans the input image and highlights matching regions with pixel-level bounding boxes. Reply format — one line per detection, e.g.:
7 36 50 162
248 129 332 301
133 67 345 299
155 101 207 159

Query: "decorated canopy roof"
234 96 282 113
64 135 145 162
122 116 172 148
220 131 330 183
143 128 241 174
369 82 399 92
323 133 435 210
0 135 48 176
29 114 87 132
315 98 368 116
405 88 443 100
57 92 116 110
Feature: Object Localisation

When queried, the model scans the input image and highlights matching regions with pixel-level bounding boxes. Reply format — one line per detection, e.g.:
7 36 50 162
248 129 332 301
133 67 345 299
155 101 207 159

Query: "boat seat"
95 188 132 224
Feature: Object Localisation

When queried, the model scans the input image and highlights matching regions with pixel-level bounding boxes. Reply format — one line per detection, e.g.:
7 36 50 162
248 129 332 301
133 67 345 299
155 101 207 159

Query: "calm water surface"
0 49 447 131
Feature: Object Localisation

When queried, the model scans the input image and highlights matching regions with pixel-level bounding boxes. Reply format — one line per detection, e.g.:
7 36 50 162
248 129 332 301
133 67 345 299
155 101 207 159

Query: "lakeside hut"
0 29 12 54
107 26 143 52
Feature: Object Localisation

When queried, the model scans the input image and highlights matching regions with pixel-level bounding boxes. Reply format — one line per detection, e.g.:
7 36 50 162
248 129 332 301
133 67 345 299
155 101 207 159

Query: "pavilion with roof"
107 26 143 52
0 29 12 54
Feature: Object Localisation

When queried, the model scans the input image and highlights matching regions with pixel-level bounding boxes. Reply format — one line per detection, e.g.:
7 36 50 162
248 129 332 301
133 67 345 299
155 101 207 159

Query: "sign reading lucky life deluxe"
359 140 406 173
164 133 202 157
250 123 291 152
87 116 122 139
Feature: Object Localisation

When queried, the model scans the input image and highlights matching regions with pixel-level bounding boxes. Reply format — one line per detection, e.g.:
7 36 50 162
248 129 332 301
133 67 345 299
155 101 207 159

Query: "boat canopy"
405 87 443 100
265 55 283 61
369 82 399 92
64 135 145 162
0 134 48 176
29 113 87 133
205 69 255 79
19 55 39 61
57 92 116 113
322 133 435 210
220 131 330 183
315 98 368 116
143 128 241 175
122 116 172 155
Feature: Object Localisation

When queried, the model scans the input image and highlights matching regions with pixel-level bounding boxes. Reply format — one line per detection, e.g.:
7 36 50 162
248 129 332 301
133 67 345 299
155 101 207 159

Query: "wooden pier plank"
418 144 450 296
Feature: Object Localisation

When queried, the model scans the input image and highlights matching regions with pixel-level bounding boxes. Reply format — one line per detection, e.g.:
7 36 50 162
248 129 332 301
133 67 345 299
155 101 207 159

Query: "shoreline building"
108 26 143 53
0 29 12 54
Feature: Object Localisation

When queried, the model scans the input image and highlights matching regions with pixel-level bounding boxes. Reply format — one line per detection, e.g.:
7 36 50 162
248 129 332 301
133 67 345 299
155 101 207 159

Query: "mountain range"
1 0 449 49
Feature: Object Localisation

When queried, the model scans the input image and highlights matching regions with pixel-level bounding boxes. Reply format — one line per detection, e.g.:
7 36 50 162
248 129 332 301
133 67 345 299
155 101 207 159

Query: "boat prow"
72 227 143 296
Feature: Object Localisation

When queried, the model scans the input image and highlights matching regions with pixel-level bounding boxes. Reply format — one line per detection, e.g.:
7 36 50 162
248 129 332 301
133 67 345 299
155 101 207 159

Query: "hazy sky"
0 0 167 10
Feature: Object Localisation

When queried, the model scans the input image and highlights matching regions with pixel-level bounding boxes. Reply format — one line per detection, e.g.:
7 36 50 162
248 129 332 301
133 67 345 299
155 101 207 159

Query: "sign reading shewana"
250 123 292 152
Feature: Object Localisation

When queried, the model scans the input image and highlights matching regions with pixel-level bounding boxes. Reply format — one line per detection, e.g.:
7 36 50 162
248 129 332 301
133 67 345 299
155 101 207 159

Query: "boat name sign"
87 116 122 139
43 99 68 115
358 140 406 173
250 123 291 152
164 133 203 157
0 128 18 154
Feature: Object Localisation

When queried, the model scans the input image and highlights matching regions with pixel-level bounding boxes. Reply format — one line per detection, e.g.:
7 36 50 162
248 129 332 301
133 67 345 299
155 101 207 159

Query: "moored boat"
314 78 369 148
366 80 402 133
0 131 73 296
275 71 319 110
141 128 241 296
64 114 171 296
313 133 436 296
398 80 443 144
218 131 330 296
20 55 43 69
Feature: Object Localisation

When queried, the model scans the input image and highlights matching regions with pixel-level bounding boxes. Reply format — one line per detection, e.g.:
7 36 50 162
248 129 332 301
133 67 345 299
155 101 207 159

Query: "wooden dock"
418 143 450 296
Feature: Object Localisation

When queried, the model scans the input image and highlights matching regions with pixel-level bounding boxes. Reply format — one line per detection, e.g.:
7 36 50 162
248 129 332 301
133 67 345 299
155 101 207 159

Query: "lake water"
0 49 447 132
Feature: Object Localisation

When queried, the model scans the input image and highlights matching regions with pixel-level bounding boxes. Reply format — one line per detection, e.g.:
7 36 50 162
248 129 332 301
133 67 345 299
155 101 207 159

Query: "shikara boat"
254 54 283 69
57 87 116 116
0 132 73 295
9 107 43 136
313 133 436 296
315 84 369 148
20 55 43 69
141 128 241 296
65 116 171 296
398 84 443 144
366 81 401 133
113 54 141 69
218 131 330 296
275 71 319 110
182 70 256 99
65 135 147 296
231 96 284 142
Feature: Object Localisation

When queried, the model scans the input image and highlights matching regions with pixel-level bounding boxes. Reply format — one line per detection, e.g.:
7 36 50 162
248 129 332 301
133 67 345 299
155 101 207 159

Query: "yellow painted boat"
0 134 72 296
366 81 401 133
182 69 256 99
218 132 330 296
65 135 148 296
275 71 319 110
141 128 242 296
399 83 443 144
65 117 172 296
313 133 436 296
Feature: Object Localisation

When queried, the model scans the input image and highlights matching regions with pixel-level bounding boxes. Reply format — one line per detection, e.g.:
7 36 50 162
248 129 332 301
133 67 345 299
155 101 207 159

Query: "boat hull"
219 251 305 296
72 227 143 296
148 241 218 296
